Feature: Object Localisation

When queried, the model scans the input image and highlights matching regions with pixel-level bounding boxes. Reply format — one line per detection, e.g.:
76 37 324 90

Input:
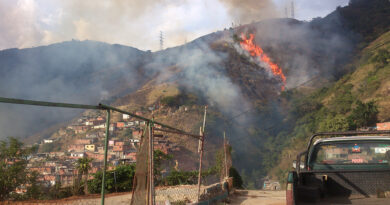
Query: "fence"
0 97 219 205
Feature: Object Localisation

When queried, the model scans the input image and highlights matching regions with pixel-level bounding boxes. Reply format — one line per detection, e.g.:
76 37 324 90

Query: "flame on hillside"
240 33 286 90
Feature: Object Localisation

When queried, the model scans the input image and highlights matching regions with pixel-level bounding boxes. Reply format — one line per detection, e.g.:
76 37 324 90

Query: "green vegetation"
371 49 390 66
262 30 390 184
163 170 198 186
25 171 43 199
160 93 199 107
75 157 93 195
229 167 243 189
117 128 132 140
41 143 55 153
88 164 136 193
0 137 37 200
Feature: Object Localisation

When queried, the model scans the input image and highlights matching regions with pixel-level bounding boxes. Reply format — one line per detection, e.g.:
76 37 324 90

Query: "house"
113 145 131 152
29 167 55 175
109 140 117 146
115 141 128 146
86 133 98 139
263 179 281 190
68 144 85 152
97 116 105 121
43 139 53 144
377 122 390 130
43 175 56 187
70 152 85 158
67 125 88 133
75 139 93 145
85 152 115 161
132 130 143 138
116 122 125 128
93 124 105 129
124 152 137 162
49 152 65 158
85 144 96 152
126 122 134 127
123 114 130 120
85 121 94 126
109 124 116 132
58 174 74 187
130 139 140 147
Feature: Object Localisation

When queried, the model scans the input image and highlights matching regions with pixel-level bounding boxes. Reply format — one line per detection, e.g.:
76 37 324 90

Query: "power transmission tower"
160 31 164 50
291 1 295 19
285 6 288 18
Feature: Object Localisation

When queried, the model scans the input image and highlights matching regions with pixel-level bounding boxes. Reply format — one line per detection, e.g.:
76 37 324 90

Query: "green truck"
287 131 390 205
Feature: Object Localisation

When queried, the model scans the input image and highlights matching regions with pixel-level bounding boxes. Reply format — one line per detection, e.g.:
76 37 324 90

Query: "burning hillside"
239 33 286 91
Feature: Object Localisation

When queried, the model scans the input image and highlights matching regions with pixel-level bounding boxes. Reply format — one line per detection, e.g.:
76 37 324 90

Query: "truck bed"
299 195 390 204
296 170 390 204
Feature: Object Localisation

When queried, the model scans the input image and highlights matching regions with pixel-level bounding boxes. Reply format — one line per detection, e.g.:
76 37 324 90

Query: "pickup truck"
286 131 390 205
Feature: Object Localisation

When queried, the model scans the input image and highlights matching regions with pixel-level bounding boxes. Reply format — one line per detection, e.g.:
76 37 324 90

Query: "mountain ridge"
0 0 389 187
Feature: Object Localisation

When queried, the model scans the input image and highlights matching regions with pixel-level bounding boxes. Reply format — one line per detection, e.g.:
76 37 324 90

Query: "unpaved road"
1 190 285 205
230 190 285 205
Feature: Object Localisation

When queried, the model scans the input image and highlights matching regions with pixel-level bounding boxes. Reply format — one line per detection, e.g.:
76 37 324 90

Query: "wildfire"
239 33 286 90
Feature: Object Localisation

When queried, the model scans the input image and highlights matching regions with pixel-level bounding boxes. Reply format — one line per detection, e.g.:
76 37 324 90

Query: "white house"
123 114 130 120
93 124 105 129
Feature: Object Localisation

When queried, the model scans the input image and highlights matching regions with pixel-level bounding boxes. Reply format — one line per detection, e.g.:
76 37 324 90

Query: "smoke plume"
219 0 279 24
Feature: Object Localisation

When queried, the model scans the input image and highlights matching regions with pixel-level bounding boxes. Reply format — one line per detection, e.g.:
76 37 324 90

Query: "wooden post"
148 122 155 205
197 106 207 202
224 132 228 179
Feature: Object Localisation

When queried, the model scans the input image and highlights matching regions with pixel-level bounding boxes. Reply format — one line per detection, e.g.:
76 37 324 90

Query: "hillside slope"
0 0 389 188
0 40 149 140
270 30 390 185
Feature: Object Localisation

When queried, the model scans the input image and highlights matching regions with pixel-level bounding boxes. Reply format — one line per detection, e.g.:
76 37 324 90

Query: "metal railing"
0 96 204 205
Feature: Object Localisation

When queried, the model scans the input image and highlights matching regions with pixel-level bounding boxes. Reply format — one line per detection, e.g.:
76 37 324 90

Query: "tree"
26 171 42 199
153 150 172 184
318 114 350 132
75 156 93 195
229 167 243 189
371 49 390 66
348 100 378 129
88 164 136 194
0 137 32 200
163 170 198 186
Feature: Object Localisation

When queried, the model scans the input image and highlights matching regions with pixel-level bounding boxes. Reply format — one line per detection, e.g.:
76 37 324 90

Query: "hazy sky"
0 0 349 51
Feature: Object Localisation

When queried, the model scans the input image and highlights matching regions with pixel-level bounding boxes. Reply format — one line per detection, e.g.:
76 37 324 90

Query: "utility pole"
160 31 164 51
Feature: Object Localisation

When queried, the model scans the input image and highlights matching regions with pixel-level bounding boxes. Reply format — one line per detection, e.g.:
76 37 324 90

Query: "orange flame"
240 33 286 90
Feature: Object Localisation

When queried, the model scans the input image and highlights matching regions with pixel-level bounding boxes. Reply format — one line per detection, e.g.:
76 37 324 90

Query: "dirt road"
230 190 285 205
1 190 285 205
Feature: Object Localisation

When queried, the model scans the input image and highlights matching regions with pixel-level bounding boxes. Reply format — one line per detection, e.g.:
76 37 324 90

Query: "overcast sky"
0 0 349 51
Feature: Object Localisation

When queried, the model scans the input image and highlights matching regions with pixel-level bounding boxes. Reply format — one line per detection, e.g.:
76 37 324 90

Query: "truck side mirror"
292 160 305 169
